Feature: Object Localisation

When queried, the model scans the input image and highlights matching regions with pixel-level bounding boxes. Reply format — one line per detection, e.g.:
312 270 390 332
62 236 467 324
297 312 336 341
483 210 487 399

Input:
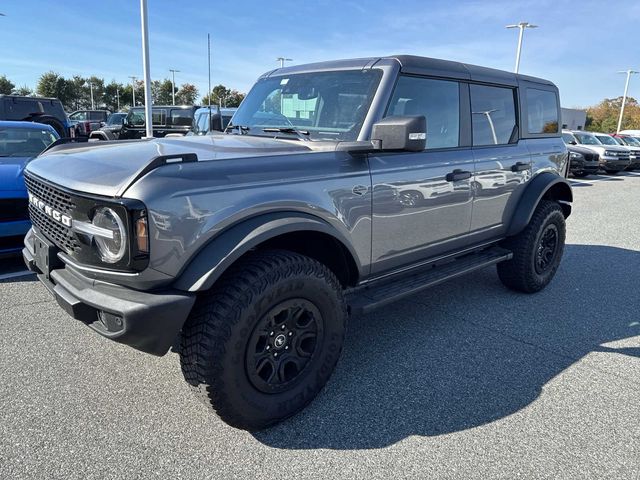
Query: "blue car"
0 121 59 257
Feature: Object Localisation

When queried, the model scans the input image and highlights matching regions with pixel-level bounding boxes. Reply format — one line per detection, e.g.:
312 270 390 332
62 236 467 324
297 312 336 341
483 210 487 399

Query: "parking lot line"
0 270 35 281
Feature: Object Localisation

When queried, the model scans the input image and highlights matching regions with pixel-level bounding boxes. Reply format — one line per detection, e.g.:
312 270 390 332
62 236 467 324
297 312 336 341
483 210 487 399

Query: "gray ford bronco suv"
22 55 571 430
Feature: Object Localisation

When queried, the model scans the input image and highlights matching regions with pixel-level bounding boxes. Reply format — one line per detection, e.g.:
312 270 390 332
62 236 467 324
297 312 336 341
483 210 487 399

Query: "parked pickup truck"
22 55 571 431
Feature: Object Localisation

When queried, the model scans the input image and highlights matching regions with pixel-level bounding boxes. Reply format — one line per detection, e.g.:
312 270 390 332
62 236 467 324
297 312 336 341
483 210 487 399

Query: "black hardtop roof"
0 94 63 102
266 54 555 87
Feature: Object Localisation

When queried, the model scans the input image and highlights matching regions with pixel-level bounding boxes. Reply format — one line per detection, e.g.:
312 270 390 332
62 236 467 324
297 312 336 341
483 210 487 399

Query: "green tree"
202 84 245 107
103 81 125 111
14 85 32 96
585 96 640 132
176 83 198 105
36 72 73 109
0 75 15 94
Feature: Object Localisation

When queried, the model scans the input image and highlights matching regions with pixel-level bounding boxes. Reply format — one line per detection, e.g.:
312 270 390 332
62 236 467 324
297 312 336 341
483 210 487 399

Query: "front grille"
583 152 598 161
24 174 80 254
0 198 29 222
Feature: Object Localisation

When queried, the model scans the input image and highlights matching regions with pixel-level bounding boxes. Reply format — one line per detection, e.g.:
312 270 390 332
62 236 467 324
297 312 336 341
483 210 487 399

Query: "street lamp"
129 76 137 106
276 57 293 68
116 87 120 111
89 82 94 110
139 0 153 138
169 69 180 105
616 69 639 133
506 22 538 73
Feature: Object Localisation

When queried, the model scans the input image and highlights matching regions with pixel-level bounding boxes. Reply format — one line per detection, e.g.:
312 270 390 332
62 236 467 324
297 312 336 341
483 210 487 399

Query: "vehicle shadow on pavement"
253 244 640 450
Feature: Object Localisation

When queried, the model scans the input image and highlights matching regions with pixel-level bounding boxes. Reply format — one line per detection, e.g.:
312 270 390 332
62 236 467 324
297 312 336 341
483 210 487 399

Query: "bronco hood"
25 134 321 197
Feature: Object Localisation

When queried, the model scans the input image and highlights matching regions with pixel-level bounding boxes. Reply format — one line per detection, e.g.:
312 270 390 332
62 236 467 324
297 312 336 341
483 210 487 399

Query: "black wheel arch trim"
506 172 572 237
173 212 364 292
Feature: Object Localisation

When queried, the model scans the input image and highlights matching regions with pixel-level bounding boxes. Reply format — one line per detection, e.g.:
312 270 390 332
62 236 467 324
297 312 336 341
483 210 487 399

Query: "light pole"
169 69 180 105
139 0 153 138
506 22 538 73
616 69 638 133
89 82 95 109
276 57 292 68
129 76 137 106
116 87 120 111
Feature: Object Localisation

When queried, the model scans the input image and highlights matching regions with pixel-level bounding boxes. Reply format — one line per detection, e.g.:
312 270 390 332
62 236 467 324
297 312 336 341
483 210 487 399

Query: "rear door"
470 84 531 236
369 75 474 274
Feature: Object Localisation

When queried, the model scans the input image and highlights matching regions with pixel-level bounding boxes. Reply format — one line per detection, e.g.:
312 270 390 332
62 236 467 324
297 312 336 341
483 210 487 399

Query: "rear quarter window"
526 88 559 134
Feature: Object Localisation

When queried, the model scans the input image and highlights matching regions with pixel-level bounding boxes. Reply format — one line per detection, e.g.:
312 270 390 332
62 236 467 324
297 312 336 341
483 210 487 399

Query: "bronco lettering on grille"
28 192 73 227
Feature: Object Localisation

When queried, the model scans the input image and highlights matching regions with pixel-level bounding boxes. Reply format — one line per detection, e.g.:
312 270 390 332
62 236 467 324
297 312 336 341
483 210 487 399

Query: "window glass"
574 133 600 145
470 84 517 146
595 134 618 146
151 109 166 126
231 70 381 141
170 109 193 126
562 132 575 144
386 76 459 149
526 88 559 134
69 111 87 121
0 126 58 157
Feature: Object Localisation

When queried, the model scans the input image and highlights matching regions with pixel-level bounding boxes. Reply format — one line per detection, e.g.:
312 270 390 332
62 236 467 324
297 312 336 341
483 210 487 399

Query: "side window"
151 110 166 126
386 76 459 149
170 109 193 126
526 88 559 134
470 84 517 146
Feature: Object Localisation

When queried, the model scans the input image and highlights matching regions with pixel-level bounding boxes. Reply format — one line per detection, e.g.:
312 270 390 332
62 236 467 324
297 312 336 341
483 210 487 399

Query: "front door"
369 75 473 274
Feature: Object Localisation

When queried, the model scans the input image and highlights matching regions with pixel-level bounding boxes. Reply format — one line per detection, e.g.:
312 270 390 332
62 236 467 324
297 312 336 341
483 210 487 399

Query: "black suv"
0 95 74 138
119 105 199 139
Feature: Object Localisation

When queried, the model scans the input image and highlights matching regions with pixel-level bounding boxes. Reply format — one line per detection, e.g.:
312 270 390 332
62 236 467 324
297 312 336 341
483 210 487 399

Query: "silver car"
564 130 630 173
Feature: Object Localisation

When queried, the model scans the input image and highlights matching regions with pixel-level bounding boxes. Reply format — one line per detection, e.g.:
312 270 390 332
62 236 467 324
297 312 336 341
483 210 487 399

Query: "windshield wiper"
225 124 250 134
262 127 310 141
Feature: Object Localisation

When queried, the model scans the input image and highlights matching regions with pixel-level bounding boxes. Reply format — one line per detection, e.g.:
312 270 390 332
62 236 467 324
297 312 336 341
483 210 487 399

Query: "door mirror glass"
371 115 426 152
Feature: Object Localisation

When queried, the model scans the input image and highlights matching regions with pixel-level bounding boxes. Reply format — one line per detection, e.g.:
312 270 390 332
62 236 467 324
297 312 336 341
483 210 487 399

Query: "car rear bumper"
23 231 195 356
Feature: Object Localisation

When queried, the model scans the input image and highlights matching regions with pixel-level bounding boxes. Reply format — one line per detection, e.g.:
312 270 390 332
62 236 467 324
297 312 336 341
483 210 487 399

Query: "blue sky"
1 0 639 108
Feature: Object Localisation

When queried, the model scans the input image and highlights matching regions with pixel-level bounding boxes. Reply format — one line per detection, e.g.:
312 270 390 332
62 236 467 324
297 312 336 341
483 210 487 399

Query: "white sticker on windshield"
280 78 289 85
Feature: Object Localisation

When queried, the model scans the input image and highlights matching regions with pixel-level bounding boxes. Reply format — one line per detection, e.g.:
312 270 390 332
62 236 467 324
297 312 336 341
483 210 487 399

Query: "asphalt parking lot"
1 172 639 480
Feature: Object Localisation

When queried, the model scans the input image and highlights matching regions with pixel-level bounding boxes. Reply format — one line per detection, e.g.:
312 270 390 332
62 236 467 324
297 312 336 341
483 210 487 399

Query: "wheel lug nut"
285 346 289 350
281 325 286 330
269 331 274 336
288 332 293 336
274 352 278 357
266 345 270 350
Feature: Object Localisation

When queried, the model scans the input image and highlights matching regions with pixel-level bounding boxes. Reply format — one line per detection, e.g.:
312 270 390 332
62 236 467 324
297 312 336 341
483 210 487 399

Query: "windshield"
621 135 640 146
595 134 619 146
562 133 575 144
230 69 382 141
574 133 601 145
127 109 167 126
107 113 126 125
0 127 58 157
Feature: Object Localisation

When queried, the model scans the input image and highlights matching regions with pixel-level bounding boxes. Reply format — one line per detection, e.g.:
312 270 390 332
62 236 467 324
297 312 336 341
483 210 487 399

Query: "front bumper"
569 158 599 174
599 157 631 171
23 230 195 356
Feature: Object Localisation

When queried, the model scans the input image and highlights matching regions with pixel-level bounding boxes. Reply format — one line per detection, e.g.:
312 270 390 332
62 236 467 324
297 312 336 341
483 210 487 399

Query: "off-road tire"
604 169 619 175
179 249 346 431
497 200 565 293
30 115 66 138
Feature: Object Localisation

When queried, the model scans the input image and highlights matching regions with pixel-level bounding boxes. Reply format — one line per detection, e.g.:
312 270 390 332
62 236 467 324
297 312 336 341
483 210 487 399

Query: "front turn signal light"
136 216 149 254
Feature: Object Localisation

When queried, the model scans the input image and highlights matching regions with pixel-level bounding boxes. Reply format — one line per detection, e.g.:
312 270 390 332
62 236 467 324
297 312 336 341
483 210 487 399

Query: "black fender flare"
506 172 573 236
173 212 363 292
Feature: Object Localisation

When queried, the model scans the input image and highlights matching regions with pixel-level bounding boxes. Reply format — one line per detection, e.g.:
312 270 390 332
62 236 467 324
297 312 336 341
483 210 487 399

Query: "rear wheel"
497 200 565 293
604 169 620 174
30 115 66 137
179 250 346 431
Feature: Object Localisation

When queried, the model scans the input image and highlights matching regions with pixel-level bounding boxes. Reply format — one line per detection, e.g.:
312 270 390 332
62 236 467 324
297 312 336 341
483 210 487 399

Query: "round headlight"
92 207 127 263
569 152 582 160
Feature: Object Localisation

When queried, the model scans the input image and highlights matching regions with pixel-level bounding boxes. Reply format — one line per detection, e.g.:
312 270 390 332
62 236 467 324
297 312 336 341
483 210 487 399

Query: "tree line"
0 73 245 112
585 96 640 132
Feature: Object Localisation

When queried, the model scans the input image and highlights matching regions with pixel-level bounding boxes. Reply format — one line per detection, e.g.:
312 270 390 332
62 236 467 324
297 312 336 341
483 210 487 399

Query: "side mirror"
371 116 426 152
568 140 577 145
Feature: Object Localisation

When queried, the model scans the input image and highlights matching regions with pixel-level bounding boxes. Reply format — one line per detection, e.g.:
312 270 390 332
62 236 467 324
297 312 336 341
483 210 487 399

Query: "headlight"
569 152 583 160
92 207 127 263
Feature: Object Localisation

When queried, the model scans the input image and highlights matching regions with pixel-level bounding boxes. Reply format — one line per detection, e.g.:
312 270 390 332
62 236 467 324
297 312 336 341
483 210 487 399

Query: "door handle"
511 161 530 172
445 169 472 182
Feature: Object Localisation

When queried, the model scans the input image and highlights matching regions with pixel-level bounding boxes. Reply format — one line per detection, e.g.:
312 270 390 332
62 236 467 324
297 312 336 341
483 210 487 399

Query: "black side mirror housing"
371 115 426 152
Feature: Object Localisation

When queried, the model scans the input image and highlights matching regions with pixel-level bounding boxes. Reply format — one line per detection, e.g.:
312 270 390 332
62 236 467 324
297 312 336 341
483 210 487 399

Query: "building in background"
561 108 587 130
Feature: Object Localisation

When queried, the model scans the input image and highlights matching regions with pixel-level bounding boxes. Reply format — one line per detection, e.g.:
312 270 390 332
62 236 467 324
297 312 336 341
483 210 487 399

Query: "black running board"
347 246 512 315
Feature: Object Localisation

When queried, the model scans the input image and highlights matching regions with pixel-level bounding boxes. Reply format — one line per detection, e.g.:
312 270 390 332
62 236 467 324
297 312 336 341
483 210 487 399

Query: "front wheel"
497 200 566 293
179 250 346 431
604 169 620 174
571 171 590 178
